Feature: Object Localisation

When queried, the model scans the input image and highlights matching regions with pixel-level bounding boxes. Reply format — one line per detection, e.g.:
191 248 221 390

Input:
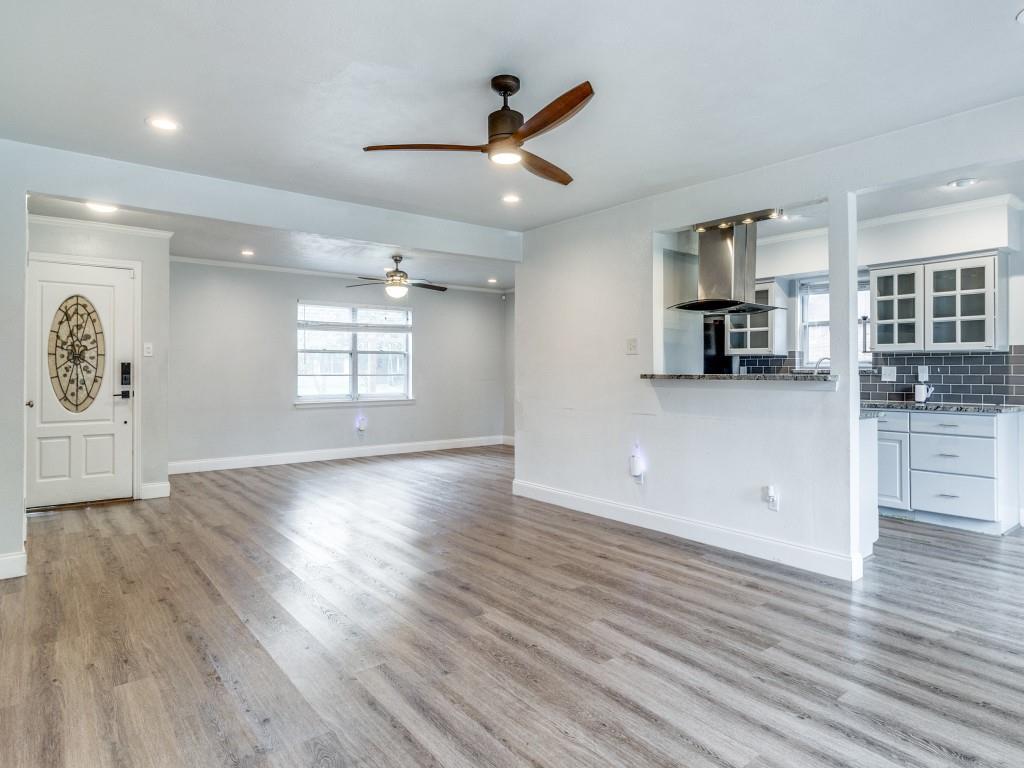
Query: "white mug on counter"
914 384 935 403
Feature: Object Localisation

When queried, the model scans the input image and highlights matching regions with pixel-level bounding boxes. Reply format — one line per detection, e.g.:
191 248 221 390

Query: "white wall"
514 96 1024 582
28 217 171 490
503 292 515 437
0 138 519 578
168 261 507 465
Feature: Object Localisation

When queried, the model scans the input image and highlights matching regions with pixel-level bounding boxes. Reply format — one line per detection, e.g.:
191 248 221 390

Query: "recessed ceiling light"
240 249 255 257
487 278 498 284
85 202 118 213
146 115 180 132
502 193 520 204
945 177 979 189
781 214 803 222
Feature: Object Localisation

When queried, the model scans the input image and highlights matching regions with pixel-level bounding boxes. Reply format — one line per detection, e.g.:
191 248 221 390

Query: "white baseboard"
502 435 515 446
512 479 863 582
0 550 27 580
168 435 508 475
138 482 171 499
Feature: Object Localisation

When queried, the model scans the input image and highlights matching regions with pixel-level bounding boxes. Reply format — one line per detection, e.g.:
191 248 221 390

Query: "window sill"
294 398 416 409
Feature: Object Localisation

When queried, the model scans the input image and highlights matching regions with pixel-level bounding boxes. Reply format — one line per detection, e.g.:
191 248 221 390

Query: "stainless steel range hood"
669 209 782 315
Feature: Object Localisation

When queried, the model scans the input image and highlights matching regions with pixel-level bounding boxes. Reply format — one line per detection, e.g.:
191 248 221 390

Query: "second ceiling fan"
363 75 594 185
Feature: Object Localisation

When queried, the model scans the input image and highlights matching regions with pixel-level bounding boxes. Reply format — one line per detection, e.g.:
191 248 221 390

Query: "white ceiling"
27 196 516 290
4 2 1024 231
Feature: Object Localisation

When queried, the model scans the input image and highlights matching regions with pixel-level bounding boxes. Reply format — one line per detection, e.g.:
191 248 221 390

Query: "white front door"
26 259 135 507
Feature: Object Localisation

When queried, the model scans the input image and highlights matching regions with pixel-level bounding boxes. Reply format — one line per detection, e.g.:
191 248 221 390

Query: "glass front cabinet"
870 265 924 352
725 280 787 355
869 253 1004 352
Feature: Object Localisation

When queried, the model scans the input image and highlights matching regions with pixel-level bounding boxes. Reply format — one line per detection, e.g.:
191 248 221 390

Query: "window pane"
960 266 985 291
897 323 916 344
876 299 893 322
358 353 407 376
357 332 408 352
749 311 768 330
298 304 352 323
933 321 956 344
358 375 407 397
876 324 893 345
805 325 830 362
298 375 351 397
897 298 915 320
876 275 893 297
804 293 830 323
896 273 915 295
932 270 956 293
960 319 985 343
754 288 769 305
298 352 351 375
933 295 956 318
729 331 746 349
297 328 352 350
356 307 411 325
730 314 748 329
960 293 985 317
749 330 769 349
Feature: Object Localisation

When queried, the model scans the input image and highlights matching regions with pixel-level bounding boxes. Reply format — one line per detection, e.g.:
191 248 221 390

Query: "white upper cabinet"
725 280 787 355
870 265 924 352
924 255 996 351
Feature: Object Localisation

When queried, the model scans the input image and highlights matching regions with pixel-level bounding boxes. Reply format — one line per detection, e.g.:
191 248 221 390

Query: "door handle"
937 453 960 458
25 400 34 408
116 390 131 399
937 493 960 499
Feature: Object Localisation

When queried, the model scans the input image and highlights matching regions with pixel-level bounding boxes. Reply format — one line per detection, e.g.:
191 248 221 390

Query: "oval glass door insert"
48 294 105 412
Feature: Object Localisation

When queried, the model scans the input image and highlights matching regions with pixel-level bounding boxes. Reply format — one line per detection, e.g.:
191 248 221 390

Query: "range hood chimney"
669 209 781 315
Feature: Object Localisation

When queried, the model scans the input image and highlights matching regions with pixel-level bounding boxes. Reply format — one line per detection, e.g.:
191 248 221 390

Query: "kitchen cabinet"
725 280 786 355
870 265 924 352
862 408 1019 534
868 252 1006 352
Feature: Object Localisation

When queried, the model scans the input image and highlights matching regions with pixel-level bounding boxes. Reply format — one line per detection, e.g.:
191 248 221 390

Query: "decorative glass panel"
960 293 985 317
897 323 916 344
876 324 894 345
933 296 956 318
729 331 746 349
876 275 893 297
933 321 956 344
749 311 768 329
896 273 915 295
749 331 769 349
876 299 894 321
48 294 105 413
960 319 985 343
897 298 915 320
730 314 748 329
754 288 769 304
932 270 956 293
960 266 985 291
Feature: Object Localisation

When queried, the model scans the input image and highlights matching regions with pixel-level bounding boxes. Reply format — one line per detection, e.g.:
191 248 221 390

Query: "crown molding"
28 214 173 239
169 255 512 294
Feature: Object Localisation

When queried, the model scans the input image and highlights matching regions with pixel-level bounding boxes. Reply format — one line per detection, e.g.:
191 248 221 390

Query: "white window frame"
296 300 413 405
797 277 873 368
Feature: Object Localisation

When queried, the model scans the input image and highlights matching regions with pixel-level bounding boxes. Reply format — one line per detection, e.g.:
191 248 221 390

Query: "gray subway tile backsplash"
738 346 1024 406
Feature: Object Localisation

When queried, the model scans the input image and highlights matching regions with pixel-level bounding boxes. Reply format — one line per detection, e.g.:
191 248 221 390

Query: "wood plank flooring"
3 445 1024 767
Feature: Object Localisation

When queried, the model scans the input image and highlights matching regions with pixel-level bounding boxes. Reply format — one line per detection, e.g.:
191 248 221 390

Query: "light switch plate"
625 337 639 355
881 366 897 382
143 342 154 358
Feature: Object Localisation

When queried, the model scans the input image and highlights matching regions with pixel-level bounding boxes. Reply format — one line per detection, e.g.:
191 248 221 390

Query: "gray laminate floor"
3 445 1023 767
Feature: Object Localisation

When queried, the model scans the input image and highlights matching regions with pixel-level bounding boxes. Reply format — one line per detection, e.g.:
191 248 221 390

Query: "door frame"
25 252 144 504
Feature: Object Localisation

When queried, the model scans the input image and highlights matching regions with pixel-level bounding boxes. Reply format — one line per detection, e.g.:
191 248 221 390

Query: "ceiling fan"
347 254 447 298
363 75 594 185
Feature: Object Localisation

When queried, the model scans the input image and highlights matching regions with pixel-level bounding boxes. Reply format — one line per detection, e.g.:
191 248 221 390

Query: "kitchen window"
296 302 412 402
798 279 872 367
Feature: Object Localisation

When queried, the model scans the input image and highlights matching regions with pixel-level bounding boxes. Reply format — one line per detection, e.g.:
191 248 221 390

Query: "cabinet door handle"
937 453 960 458
938 423 959 428
937 493 960 499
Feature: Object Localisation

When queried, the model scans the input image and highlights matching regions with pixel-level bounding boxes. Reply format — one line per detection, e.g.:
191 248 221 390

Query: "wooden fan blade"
410 282 448 292
363 144 486 152
514 81 593 143
520 150 573 185
346 282 385 288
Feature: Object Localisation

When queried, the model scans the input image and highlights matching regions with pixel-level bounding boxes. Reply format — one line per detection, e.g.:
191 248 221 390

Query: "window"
798 279 872 367
296 302 411 402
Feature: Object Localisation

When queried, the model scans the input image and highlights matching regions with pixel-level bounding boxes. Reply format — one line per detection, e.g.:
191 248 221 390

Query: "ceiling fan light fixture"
489 149 522 165
385 283 409 298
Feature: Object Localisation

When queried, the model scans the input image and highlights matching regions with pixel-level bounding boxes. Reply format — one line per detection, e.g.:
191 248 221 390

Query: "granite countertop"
860 400 1022 414
642 373 838 382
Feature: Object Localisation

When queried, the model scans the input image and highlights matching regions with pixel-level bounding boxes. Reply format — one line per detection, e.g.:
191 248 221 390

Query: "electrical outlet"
881 366 897 382
625 337 639 355
764 485 780 511
143 342 154 357
917 365 929 382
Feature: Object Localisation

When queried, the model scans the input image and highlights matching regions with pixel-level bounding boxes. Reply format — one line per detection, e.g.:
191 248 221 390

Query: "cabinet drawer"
910 434 995 478
910 470 997 521
873 412 909 432
910 412 996 438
